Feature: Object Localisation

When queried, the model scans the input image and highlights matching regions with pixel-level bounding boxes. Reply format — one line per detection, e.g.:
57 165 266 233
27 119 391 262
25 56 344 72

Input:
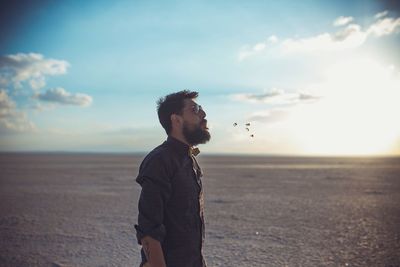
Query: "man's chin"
199 130 211 144
188 132 210 146
183 123 211 146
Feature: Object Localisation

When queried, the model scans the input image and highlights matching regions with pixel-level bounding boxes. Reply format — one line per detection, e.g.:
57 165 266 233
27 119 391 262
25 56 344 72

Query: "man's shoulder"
144 141 173 162
136 142 177 184
139 141 180 173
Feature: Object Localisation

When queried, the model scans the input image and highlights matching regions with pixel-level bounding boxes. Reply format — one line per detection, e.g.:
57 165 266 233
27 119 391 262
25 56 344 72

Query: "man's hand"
141 236 167 267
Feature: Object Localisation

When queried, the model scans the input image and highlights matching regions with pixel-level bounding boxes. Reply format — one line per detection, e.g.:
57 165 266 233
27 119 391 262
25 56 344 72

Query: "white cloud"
36 87 93 107
0 53 69 90
282 23 367 53
268 35 278 43
232 88 320 128
0 53 94 135
0 89 36 133
28 102 56 112
238 44 265 61
229 58 400 155
238 35 278 61
333 24 363 41
253 43 266 51
375 10 388 19
232 88 320 105
248 109 289 123
367 17 400 37
283 15 400 53
0 89 14 112
239 11 400 57
333 16 354 26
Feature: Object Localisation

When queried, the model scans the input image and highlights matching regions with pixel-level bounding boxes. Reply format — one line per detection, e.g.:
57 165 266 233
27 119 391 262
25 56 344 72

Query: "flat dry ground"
0 153 399 267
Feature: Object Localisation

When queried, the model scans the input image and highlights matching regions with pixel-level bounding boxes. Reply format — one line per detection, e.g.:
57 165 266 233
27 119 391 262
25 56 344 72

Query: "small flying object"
245 127 249 131
233 122 237 126
250 134 254 138
245 123 251 126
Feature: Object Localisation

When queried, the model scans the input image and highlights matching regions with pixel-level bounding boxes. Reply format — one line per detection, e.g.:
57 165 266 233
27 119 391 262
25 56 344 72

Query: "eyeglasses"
191 104 203 114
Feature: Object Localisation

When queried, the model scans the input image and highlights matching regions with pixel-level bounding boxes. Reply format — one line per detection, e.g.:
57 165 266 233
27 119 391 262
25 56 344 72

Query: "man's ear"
171 114 182 127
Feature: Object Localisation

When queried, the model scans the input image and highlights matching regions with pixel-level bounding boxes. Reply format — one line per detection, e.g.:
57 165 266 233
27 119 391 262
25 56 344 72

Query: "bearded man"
135 90 211 267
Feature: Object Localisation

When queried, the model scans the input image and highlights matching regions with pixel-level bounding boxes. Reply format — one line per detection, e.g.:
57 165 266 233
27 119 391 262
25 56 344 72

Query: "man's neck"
169 132 191 147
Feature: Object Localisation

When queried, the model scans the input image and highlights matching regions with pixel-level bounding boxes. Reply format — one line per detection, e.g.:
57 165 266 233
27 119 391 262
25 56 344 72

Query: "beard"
182 121 211 146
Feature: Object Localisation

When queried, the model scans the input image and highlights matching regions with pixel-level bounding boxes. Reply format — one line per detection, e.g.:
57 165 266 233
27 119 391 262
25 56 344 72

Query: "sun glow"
288 57 400 155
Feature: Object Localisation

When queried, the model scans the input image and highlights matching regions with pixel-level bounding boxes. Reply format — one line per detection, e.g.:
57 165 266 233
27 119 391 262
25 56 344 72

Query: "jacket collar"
166 136 200 157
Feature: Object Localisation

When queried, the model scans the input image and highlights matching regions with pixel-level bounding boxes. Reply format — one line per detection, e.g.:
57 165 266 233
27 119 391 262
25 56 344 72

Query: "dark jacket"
135 136 206 267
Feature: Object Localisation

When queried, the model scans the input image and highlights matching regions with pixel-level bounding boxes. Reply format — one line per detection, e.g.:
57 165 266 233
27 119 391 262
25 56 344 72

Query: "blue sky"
1 0 400 155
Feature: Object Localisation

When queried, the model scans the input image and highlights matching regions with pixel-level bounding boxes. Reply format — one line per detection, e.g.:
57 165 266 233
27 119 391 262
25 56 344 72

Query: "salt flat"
0 153 399 267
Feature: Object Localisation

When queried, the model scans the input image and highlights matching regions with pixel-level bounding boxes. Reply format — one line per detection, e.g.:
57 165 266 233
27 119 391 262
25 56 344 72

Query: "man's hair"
157 90 199 134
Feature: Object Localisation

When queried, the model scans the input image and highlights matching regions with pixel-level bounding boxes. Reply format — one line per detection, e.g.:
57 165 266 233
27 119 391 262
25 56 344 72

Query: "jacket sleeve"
135 154 173 244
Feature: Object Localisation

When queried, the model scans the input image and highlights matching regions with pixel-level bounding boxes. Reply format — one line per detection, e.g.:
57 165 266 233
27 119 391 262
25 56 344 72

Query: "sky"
1 0 400 155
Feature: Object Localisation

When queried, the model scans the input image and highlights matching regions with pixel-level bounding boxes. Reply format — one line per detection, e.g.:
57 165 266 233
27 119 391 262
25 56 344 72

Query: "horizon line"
0 150 399 158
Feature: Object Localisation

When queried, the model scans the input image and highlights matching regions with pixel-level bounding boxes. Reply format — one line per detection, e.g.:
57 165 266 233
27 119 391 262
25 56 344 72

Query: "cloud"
0 53 69 90
238 44 265 61
239 11 400 57
333 16 354 26
232 88 320 105
230 58 400 155
0 53 94 135
0 89 36 133
282 23 368 53
35 87 93 107
367 17 400 37
238 35 278 61
248 109 289 124
283 14 399 53
268 35 278 43
375 10 388 19
231 87 320 126
0 89 14 112
28 102 56 112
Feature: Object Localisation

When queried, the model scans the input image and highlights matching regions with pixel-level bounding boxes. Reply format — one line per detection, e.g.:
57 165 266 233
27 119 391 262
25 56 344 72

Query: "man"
135 90 211 267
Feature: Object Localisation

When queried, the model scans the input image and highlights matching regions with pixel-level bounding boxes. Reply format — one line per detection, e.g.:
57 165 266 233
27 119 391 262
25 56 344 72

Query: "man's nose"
199 108 206 118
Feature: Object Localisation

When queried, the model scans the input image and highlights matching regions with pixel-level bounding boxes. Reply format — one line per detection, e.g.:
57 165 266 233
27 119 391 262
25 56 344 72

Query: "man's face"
180 99 211 146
